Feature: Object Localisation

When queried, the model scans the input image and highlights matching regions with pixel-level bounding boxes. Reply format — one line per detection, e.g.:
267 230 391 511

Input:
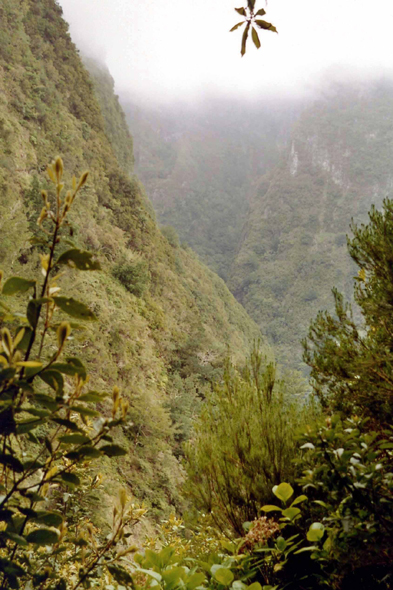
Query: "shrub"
184 346 310 535
161 226 180 248
112 254 151 297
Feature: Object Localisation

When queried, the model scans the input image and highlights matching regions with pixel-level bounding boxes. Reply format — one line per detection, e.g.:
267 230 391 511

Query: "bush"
161 226 180 248
112 254 151 297
184 346 310 535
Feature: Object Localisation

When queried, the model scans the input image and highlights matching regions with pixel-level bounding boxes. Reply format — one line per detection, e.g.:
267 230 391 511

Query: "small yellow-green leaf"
273 483 294 503
281 507 301 520
214 568 234 586
291 495 308 507
307 522 325 542
261 505 282 513
16 361 43 368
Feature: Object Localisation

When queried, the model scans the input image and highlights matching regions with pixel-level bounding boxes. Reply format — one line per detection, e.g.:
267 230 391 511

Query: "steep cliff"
0 0 261 523
230 80 393 368
123 97 298 280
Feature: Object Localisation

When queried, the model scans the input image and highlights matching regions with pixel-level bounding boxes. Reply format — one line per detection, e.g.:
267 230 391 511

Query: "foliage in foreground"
230 1 277 56
131 414 393 590
0 158 147 589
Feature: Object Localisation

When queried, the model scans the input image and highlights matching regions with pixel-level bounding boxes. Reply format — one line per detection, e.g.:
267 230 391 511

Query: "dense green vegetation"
122 96 297 280
127 80 393 369
1 1 393 589
185 346 309 535
0 0 261 526
231 80 393 369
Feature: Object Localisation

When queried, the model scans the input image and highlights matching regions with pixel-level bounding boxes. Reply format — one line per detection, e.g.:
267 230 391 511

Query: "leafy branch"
230 0 277 56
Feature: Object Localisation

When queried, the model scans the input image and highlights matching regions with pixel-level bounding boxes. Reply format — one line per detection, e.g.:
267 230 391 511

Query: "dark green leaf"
78 391 107 402
23 407 51 418
35 393 58 411
54 297 97 321
230 21 245 32
241 23 250 56
107 564 134 586
3 532 27 546
255 8 266 16
2 277 36 296
57 249 101 271
52 417 81 432
251 27 261 49
27 300 39 329
235 7 246 16
20 491 45 502
17 507 36 518
18 380 34 394
66 357 86 378
70 405 99 417
100 444 127 457
0 454 24 473
0 510 14 523
52 359 86 379
33 511 63 527
0 557 25 577
255 19 277 32
39 370 64 394
0 368 16 384
66 446 101 461
59 434 90 444
26 528 60 545
59 472 81 486
16 418 46 434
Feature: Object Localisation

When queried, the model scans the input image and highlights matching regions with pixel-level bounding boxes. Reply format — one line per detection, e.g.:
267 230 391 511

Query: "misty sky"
58 0 393 102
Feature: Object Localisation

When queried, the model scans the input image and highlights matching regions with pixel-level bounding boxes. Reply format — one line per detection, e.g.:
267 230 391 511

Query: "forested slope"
124 80 393 370
123 97 298 279
230 80 393 368
0 0 261 524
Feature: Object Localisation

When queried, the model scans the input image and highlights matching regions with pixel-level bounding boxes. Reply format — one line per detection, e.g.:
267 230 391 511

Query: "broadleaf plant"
0 157 147 589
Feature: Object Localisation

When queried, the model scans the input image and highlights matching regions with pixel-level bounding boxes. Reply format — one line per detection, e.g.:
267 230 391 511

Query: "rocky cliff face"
229 80 393 368
122 78 393 370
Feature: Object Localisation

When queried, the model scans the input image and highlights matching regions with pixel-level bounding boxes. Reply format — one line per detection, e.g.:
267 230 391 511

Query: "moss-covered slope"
0 0 260 520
